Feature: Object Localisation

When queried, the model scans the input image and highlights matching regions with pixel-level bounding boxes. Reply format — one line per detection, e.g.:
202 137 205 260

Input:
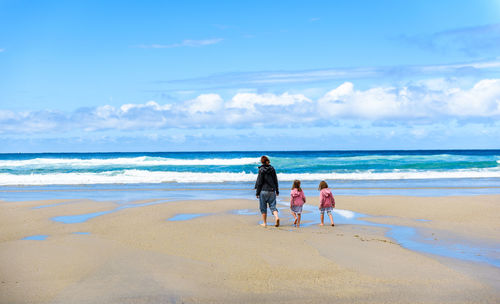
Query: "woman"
255 155 280 227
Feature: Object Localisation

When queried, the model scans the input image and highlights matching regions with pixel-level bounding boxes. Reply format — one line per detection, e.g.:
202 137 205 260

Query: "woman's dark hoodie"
255 164 279 196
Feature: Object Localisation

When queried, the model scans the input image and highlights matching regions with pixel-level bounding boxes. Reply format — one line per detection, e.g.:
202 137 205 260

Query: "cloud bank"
319 79 500 120
1 79 499 134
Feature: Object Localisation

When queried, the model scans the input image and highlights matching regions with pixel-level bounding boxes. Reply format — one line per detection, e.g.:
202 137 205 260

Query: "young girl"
290 180 306 227
318 180 335 226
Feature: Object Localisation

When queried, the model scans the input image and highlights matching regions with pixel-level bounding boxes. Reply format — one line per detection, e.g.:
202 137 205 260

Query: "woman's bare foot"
275 219 280 227
331 223 335 226
260 223 267 227
319 223 324 226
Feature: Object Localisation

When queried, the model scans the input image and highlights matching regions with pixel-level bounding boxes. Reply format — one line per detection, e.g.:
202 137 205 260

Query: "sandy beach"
3 0 500 302
1 194 499 303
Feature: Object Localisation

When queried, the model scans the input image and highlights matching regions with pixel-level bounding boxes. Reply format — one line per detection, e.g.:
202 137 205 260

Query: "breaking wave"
1 168 500 186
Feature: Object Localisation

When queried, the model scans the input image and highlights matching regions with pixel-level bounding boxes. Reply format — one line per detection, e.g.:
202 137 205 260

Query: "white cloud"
226 92 311 110
319 82 354 101
76 101 172 131
184 94 223 114
446 79 500 116
120 101 171 112
319 82 410 119
1 79 499 134
318 79 500 119
93 101 171 119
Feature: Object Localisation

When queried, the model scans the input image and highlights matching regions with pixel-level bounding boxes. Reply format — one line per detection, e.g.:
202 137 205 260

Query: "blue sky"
1 0 500 152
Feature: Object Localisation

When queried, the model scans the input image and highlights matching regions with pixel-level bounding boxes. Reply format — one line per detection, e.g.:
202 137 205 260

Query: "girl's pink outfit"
290 189 306 207
319 188 335 208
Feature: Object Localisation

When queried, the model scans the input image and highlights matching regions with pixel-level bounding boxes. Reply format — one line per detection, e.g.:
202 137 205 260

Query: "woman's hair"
291 180 302 192
318 180 328 190
260 155 270 165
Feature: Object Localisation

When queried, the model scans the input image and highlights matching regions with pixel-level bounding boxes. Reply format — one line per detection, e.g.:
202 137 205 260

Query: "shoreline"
2 181 500 204
1 194 499 303
3 185 500 191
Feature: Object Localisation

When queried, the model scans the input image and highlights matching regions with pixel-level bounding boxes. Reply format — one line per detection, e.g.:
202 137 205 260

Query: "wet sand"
0 195 499 303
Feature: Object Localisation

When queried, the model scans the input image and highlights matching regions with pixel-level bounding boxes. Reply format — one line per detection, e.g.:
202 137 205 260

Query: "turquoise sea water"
0 150 499 198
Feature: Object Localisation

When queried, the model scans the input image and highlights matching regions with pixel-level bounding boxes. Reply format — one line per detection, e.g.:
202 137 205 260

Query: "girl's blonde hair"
291 180 302 192
318 180 328 190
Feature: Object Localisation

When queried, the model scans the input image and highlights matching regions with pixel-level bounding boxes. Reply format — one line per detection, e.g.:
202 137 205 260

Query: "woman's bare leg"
261 213 267 227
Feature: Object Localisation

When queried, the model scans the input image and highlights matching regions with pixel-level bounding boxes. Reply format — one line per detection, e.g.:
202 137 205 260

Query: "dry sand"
0 194 499 303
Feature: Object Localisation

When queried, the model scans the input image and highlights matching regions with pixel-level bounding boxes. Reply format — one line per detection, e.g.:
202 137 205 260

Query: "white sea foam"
317 154 456 162
278 169 500 181
1 169 500 186
0 157 260 168
334 209 356 219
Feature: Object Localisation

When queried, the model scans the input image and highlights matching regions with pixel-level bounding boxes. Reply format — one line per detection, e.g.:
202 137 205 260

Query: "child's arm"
302 192 306 203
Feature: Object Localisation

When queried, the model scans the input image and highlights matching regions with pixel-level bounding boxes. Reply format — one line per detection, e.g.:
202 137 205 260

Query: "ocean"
1 150 500 200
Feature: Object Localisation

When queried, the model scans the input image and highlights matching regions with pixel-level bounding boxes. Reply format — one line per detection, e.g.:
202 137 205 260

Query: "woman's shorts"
320 207 333 215
259 191 277 214
290 205 303 214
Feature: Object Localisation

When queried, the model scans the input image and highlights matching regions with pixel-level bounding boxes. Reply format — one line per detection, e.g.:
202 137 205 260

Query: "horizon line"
2 148 500 155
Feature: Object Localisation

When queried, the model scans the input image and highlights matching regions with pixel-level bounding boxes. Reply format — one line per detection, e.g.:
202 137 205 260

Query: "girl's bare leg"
328 213 335 226
297 214 301 227
320 213 325 226
291 211 298 225
273 210 280 227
